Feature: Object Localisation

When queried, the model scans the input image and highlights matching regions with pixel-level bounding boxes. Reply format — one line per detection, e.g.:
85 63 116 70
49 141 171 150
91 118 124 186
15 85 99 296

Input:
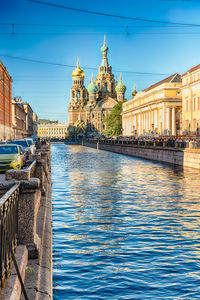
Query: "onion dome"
72 58 85 78
115 73 126 93
87 74 98 93
101 35 108 53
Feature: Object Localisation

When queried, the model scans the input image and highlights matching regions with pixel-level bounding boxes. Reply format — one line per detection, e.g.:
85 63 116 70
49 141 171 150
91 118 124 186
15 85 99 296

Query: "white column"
144 112 146 133
162 104 166 134
138 114 141 135
166 107 170 134
154 110 157 131
172 107 176 135
149 111 151 132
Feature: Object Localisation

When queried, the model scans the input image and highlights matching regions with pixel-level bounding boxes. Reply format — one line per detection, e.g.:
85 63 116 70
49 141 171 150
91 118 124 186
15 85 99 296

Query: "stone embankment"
0 143 52 300
84 140 200 170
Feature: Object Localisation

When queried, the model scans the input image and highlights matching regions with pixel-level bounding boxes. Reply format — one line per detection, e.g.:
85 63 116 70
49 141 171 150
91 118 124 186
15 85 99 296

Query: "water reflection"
52 144 200 299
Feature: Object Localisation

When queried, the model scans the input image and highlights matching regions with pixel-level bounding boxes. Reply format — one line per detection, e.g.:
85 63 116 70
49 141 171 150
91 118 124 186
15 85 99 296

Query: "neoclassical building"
181 64 200 135
122 73 182 136
68 37 126 134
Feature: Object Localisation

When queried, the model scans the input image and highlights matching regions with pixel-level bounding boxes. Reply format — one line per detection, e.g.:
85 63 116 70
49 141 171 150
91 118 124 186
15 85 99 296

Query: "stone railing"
0 143 52 299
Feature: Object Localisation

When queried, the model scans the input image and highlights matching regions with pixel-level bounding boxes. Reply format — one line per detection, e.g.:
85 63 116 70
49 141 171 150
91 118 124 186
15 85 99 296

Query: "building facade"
33 112 38 136
181 64 200 135
68 37 126 134
122 73 182 136
0 61 12 140
12 97 27 139
38 123 68 139
22 102 34 137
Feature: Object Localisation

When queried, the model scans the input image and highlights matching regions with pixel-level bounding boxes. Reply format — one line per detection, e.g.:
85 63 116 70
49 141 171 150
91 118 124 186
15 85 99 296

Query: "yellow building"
181 64 200 135
122 73 182 136
38 124 68 139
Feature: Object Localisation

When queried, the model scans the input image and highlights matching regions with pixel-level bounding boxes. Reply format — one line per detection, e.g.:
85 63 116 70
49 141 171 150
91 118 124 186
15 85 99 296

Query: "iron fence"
0 183 20 288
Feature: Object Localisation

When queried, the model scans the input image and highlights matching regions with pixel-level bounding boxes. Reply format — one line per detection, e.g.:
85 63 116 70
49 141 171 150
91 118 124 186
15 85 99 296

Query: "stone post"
189 141 194 149
18 178 41 259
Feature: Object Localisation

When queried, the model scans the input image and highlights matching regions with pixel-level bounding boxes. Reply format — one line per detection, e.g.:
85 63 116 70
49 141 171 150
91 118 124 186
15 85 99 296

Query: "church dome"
115 74 126 93
72 59 85 78
101 35 108 53
87 75 98 93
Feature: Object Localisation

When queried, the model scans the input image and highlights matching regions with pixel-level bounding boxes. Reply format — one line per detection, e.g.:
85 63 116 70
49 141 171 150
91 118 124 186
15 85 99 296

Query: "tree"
104 102 124 137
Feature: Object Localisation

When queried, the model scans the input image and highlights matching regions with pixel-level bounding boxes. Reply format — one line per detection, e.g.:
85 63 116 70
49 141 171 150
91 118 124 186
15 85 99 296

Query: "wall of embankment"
83 141 200 170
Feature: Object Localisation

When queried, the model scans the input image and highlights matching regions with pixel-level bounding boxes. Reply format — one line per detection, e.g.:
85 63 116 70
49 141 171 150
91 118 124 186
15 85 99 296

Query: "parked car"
18 145 27 166
7 139 30 157
0 144 23 171
25 138 36 155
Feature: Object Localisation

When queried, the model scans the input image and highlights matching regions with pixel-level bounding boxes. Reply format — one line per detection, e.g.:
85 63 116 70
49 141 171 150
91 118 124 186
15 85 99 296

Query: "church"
68 37 127 135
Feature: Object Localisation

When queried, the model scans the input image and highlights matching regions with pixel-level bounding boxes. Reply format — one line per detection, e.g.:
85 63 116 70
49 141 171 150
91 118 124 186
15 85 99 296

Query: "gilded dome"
87 75 98 93
72 59 85 78
115 74 126 93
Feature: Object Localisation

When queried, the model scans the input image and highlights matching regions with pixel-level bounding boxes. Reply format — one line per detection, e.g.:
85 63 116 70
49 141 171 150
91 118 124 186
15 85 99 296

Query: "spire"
132 82 137 97
91 73 94 82
104 34 106 44
77 57 79 68
120 73 122 82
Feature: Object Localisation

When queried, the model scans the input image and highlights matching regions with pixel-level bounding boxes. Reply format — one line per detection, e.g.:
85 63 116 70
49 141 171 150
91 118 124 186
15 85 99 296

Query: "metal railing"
0 183 20 288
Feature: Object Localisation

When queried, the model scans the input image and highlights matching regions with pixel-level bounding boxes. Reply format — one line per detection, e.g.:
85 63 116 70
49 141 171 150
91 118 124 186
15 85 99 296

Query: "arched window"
72 91 75 98
104 83 107 92
111 83 114 93
77 91 80 98
98 83 100 91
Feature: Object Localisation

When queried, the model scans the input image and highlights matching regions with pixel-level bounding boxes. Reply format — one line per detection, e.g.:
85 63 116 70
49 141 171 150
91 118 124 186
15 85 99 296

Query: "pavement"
0 173 5 181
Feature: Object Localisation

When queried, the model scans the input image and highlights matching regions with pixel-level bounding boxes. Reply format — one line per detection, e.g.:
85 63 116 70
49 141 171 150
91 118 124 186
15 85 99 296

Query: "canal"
52 143 200 299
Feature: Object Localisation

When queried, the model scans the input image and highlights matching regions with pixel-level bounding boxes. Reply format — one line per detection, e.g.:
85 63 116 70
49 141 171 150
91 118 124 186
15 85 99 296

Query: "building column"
154 109 157 132
162 104 166 134
148 111 151 132
166 107 170 134
144 112 146 134
172 107 176 136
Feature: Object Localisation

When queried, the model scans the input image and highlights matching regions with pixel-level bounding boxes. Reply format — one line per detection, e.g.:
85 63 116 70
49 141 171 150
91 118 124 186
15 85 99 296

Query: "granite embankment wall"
0 143 52 300
84 141 200 170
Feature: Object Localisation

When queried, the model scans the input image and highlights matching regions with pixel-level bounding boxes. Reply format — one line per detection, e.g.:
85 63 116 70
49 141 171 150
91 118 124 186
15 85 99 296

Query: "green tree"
104 101 124 137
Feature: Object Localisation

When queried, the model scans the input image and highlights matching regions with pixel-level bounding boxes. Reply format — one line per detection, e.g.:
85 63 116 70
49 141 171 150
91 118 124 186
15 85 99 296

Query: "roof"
143 73 182 93
182 64 200 76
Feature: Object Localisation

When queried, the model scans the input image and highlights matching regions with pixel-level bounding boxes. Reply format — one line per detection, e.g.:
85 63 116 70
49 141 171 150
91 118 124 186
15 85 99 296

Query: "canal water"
52 143 200 299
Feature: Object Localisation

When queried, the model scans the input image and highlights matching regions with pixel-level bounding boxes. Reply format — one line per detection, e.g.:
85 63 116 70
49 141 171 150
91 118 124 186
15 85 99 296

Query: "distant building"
0 61 12 140
181 64 200 135
22 102 34 137
12 97 27 139
38 119 58 125
122 74 182 136
68 37 126 135
38 123 68 139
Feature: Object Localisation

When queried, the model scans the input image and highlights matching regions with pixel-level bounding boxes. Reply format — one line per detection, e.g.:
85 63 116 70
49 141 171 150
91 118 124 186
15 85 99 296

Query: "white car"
25 138 36 155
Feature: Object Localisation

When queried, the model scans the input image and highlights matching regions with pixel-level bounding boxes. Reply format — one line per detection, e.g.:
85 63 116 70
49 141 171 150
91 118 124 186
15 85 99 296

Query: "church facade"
68 37 126 135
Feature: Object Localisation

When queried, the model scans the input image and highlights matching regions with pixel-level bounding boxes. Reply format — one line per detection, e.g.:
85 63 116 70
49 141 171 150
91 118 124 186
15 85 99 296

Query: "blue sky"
1 0 200 123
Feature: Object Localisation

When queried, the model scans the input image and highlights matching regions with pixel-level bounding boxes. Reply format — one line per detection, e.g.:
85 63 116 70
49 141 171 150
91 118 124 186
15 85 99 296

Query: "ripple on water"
52 144 200 300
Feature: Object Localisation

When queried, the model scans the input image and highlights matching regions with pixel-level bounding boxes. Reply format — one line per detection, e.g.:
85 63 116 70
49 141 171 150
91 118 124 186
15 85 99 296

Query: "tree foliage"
104 102 124 137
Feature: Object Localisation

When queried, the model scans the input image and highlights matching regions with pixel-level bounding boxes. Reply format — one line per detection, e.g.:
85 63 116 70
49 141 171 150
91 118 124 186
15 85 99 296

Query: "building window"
77 91 80 98
104 83 107 92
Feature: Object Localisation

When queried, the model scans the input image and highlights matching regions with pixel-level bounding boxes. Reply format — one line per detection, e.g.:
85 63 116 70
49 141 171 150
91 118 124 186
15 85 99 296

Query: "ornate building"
68 37 126 134
122 73 182 136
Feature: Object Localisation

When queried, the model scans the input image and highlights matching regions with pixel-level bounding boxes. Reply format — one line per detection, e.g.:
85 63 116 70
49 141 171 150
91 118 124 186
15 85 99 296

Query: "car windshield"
26 139 33 146
0 146 18 154
10 140 28 147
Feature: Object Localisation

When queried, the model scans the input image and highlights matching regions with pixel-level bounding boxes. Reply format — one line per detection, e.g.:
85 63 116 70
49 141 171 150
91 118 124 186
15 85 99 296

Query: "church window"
98 83 100 91
72 91 75 98
77 91 80 98
104 83 107 92
111 83 114 92
92 113 94 119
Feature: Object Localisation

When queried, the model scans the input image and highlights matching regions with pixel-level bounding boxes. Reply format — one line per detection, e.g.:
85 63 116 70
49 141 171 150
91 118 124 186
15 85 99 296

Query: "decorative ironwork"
0 183 20 288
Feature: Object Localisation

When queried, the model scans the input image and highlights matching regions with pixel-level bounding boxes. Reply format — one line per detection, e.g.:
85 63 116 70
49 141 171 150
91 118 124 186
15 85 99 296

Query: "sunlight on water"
52 144 200 299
